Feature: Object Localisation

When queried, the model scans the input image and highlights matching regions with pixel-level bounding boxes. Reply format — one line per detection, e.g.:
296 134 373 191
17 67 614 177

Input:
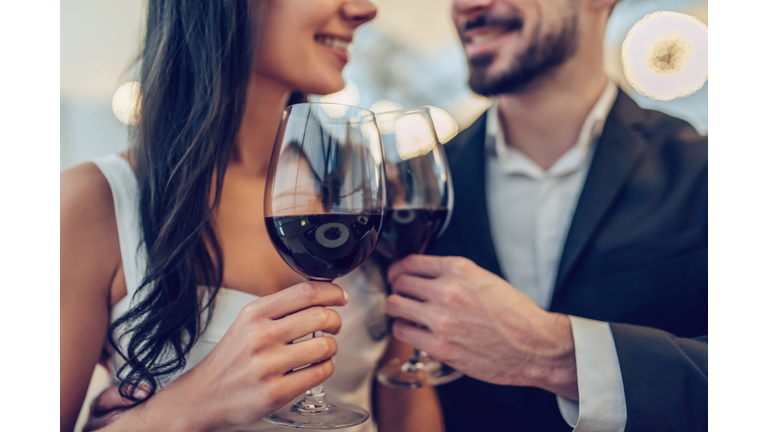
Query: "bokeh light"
111 81 141 125
370 100 405 114
395 113 437 160
425 106 459 144
622 11 708 101
317 82 361 118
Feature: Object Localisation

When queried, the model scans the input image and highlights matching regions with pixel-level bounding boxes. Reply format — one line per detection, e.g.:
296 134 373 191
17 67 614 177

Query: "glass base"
263 398 370 429
376 355 464 389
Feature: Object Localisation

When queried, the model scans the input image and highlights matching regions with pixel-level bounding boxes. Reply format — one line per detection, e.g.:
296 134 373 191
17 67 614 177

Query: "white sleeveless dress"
92 153 391 432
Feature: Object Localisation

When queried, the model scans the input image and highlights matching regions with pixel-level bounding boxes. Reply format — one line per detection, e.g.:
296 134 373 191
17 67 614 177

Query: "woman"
60 1 443 431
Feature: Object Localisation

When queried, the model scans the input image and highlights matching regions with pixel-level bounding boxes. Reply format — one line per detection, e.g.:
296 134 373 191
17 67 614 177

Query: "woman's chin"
300 77 346 98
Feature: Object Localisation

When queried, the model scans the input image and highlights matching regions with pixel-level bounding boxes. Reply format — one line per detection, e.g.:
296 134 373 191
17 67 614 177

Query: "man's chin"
467 56 528 97
469 69 517 97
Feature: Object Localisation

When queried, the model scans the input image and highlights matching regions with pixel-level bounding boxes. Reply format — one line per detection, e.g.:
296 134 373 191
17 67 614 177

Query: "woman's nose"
342 0 377 26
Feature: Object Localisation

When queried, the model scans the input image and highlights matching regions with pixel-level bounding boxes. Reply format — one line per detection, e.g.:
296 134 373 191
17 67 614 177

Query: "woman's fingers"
275 306 343 342
253 282 347 320
282 358 336 393
280 336 339 372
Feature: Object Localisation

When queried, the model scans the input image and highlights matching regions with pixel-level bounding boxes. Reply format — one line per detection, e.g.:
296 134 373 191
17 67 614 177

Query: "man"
384 0 707 431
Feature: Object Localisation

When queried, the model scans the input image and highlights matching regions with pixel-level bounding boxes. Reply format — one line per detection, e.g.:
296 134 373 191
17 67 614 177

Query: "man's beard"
467 13 580 96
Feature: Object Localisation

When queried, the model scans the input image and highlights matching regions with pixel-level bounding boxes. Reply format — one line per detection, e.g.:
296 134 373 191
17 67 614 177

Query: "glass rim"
287 101 375 116
373 106 430 117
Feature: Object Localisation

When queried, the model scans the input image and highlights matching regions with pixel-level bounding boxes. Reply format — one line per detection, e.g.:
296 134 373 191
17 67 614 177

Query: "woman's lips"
315 34 351 64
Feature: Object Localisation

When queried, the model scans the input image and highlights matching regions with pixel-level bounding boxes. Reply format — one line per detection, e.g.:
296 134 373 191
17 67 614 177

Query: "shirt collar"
486 81 618 178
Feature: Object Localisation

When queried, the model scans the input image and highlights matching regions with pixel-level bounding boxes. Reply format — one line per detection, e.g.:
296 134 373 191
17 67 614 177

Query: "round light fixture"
111 81 141 125
622 11 708 101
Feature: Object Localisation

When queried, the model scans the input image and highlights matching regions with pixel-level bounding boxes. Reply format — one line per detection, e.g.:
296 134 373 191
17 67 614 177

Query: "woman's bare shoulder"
61 162 115 224
61 161 121 270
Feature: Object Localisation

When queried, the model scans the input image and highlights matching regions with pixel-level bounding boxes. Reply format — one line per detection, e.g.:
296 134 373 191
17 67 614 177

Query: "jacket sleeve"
609 323 707 432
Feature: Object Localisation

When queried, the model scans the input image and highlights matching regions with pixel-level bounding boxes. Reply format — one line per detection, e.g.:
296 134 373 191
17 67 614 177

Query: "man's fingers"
90 384 147 415
84 382 151 432
276 306 343 342
385 293 434 329
389 273 441 301
387 254 444 283
391 318 438 354
90 386 125 415
254 282 347 320
83 411 123 432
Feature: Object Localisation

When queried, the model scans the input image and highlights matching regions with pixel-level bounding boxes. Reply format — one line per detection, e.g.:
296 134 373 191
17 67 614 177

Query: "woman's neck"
230 75 292 176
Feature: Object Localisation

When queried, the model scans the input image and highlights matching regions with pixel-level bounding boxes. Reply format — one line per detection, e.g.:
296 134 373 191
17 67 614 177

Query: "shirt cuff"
555 316 627 432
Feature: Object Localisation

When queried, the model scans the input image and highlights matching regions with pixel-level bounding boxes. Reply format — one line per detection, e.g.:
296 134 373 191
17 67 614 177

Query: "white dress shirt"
485 82 627 431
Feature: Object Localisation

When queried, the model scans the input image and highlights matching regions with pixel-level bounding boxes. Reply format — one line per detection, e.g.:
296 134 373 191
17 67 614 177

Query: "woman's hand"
99 281 347 432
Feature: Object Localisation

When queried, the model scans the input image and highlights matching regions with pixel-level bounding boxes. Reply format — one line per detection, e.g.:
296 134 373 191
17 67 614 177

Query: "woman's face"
255 0 377 95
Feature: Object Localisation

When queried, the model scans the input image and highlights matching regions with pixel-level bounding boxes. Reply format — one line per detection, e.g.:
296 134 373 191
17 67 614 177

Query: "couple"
60 0 707 431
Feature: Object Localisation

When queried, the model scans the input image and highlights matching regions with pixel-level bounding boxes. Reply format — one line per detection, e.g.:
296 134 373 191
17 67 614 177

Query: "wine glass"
372 107 463 389
263 102 385 429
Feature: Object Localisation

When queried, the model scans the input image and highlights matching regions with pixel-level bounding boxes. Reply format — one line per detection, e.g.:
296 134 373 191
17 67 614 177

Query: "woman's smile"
315 33 353 65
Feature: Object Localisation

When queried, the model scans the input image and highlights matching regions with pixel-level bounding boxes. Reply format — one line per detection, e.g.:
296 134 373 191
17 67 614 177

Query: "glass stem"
402 348 429 374
298 333 328 412
297 279 333 413
408 348 424 365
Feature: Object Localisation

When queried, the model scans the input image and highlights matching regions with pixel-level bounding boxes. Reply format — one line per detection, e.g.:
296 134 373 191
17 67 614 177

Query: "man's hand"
386 255 579 400
82 383 148 431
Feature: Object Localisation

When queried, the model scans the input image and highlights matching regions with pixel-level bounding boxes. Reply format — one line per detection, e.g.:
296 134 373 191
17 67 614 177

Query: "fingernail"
343 289 349 303
134 388 148 399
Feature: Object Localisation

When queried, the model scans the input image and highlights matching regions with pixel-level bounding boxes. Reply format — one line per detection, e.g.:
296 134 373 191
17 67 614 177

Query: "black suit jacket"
429 90 707 432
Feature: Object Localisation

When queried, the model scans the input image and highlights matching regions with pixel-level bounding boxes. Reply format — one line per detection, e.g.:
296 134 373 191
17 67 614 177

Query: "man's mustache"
461 14 524 35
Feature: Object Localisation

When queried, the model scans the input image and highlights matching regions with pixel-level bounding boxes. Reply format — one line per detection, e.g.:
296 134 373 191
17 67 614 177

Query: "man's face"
452 0 581 96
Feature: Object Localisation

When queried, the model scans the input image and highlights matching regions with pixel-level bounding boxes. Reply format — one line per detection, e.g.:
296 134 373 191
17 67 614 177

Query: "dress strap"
91 154 148 305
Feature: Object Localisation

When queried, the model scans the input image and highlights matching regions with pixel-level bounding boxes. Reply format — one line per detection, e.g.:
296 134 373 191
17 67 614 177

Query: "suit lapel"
552 91 648 302
446 113 504 277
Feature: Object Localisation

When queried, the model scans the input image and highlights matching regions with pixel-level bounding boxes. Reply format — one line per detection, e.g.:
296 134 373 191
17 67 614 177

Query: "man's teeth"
469 30 506 44
317 36 350 53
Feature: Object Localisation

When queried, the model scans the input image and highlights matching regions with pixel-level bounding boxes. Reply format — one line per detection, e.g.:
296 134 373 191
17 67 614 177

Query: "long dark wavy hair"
108 0 267 401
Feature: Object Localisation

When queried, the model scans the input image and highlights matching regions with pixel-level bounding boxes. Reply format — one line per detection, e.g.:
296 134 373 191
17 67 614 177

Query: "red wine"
266 213 383 281
375 208 448 261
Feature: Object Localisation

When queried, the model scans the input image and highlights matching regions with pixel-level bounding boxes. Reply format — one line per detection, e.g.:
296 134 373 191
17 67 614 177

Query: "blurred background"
62 0 707 429
61 0 708 171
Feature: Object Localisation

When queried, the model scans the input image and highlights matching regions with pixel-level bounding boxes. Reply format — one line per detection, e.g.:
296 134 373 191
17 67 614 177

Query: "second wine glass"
373 107 463 389
263 102 385 429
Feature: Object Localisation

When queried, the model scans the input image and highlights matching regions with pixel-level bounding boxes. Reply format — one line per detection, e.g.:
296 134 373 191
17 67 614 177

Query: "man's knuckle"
445 256 468 274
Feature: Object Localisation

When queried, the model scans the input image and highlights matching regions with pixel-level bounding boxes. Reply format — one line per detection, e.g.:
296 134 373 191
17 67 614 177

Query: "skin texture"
61 1 440 431
386 255 578 400
383 0 619 403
